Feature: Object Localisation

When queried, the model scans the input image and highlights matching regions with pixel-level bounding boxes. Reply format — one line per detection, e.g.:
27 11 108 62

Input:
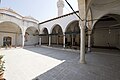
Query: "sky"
0 0 78 22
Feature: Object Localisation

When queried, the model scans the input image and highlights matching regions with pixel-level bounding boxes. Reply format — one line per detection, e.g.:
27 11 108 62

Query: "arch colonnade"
1 0 120 63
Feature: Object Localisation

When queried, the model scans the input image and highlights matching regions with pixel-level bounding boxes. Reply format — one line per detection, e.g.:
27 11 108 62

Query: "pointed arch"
0 21 22 47
50 24 63 34
51 24 63 47
92 14 120 49
65 20 80 49
65 20 80 33
40 27 49 45
25 26 39 46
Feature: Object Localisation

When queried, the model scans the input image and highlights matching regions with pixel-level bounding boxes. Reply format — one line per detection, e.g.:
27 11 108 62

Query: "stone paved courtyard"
0 47 120 80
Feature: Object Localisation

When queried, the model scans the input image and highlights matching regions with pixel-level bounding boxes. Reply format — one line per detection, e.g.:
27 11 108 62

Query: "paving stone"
0 47 120 80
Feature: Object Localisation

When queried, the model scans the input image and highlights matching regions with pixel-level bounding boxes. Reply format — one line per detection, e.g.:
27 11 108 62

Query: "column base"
21 46 24 48
87 47 91 52
80 59 86 64
63 45 65 48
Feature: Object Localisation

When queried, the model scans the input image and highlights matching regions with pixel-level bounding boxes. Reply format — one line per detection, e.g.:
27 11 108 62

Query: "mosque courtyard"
0 47 119 80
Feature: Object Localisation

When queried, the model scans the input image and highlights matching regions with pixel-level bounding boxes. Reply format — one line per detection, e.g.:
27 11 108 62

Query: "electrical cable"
64 0 83 21
64 0 117 22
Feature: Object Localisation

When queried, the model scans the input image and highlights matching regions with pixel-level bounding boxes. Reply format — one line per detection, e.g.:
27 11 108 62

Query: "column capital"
79 20 86 30
88 30 92 35
63 32 65 35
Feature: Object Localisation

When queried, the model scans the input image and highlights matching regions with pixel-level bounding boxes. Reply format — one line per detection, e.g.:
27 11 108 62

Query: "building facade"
0 0 120 63
0 8 39 47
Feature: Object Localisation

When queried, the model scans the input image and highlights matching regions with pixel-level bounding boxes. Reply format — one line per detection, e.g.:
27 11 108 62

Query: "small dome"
25 16 34 19
2 7 15 12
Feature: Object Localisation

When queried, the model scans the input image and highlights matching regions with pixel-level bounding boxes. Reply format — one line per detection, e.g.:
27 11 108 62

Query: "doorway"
3 37 12 47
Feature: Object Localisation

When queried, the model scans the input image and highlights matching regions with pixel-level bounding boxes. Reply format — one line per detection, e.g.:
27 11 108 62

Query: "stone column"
80 23 86 64
57 35 59 45
49 35 51 46
72 34 74 47
56 30 59 45
78 0 88 64
15 33 18 48
63 33 65 48
39 37 41 46
87 30 92 52
22 34 25 47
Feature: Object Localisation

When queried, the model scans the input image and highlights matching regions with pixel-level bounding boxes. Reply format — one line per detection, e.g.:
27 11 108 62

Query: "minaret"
57 0 64 16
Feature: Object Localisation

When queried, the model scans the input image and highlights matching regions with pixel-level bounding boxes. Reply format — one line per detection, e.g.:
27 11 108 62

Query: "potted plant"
0 55 5 80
